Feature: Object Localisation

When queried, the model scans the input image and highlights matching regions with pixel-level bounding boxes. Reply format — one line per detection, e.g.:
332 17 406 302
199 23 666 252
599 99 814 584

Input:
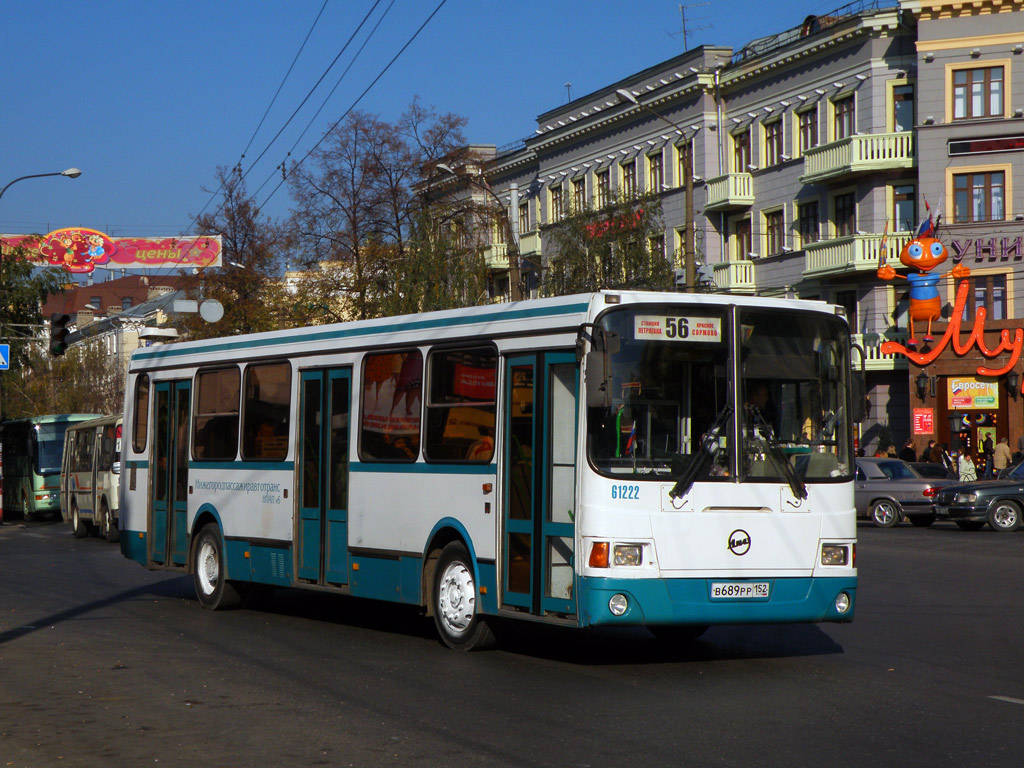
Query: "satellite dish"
199 299 224 323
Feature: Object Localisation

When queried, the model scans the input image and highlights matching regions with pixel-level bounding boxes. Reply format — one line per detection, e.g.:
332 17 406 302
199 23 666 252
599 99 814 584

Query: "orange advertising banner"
2 229 222 273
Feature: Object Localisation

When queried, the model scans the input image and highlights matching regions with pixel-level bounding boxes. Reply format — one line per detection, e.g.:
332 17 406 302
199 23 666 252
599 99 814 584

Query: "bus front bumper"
579 575 857 628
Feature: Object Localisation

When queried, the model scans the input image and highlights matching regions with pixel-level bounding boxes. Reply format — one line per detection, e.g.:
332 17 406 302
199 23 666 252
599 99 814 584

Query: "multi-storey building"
446 0 1023 456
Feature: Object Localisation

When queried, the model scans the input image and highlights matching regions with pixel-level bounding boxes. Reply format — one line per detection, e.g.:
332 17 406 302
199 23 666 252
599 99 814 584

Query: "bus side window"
359 351 422 462
424 347 497 463
132 374 150 454
241 362 291 460
195 367 241 460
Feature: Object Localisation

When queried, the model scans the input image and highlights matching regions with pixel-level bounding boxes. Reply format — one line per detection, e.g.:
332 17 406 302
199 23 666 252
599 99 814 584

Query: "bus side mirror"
851 371 867 424
112 461 121 475
586 351 612 408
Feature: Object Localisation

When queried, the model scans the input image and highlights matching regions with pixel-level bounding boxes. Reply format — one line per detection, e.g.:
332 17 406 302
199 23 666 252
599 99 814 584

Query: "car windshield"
585 304 852 484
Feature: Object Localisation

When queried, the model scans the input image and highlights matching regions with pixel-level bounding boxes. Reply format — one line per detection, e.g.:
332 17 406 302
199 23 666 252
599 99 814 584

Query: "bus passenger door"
150 380 191 566
502 352 578 618
297 368 351 586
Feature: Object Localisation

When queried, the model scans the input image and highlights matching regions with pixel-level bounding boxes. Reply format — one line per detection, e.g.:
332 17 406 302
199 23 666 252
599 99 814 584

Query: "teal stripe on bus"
350 462 495 475
189 461 295 472
132 301 590 362
126 460 149 470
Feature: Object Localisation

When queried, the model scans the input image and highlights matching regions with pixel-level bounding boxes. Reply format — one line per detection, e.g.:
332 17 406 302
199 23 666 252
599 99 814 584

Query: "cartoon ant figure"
877 221 969 346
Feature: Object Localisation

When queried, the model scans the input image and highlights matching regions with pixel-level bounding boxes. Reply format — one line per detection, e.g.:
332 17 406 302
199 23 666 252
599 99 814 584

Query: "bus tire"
101 501 120 543
71 504 88 538
432 541 495 651
192 524 242 610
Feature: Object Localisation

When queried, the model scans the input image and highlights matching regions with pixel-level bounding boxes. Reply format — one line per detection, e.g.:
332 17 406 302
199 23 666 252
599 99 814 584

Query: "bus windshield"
586 304 852 483
35 424 72 475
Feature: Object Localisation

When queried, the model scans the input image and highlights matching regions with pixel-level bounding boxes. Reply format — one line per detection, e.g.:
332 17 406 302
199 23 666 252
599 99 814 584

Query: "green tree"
542 192 673 296
2 342 122 417
0 240 67 419
175 167 289 340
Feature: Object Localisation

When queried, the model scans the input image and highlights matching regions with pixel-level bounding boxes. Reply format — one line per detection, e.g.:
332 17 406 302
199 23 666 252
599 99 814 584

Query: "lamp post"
0 168 81 201
436 163 523 302
616 88 697 291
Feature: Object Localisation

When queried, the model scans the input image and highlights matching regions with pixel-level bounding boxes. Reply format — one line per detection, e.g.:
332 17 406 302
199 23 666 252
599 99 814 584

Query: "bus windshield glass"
587 305 732 479
739 308 852 482
35 424 71 475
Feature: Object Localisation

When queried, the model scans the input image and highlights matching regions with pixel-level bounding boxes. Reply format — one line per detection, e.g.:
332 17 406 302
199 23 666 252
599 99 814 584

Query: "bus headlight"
613 544 643 566
608 594 629 616
820 544 848 566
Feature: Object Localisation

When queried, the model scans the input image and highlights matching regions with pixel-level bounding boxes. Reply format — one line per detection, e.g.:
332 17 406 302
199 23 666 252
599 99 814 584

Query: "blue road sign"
0 343 8 370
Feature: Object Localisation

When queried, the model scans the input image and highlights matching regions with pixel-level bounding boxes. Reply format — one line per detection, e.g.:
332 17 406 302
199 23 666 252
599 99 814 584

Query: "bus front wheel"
432 541 495 651
192 525 242 610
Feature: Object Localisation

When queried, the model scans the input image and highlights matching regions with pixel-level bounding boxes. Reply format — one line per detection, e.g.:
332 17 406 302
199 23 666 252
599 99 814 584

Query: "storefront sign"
881 279 1024 382
947 376 999 410
2 230 222 272
912 408 934 435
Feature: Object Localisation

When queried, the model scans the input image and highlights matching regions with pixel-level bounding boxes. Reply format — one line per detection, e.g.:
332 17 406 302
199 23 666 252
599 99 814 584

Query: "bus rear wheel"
71 504 88 538
101 501 119 543
192 525 242 610
432 541 495 651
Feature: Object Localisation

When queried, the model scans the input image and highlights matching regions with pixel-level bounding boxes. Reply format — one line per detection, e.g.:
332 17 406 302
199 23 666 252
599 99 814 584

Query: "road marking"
989 695 1024 706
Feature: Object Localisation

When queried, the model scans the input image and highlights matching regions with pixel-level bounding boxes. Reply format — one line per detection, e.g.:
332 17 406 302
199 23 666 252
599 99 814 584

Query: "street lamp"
616 89 698 291
0 168 81 201
436 163 523 302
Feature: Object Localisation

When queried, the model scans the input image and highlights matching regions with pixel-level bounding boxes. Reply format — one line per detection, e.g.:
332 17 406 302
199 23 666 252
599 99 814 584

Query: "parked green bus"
0 414 101 521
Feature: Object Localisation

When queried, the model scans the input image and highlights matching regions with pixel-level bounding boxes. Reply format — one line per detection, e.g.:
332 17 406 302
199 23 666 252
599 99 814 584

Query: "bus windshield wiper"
749 407 808 500
669 404 732 500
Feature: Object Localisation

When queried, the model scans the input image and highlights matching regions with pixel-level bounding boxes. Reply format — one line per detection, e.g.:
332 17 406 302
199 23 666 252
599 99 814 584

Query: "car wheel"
432 541 496 651
988 501 1022 532
908 513 935 527
955 520 985 531
870 499 900 528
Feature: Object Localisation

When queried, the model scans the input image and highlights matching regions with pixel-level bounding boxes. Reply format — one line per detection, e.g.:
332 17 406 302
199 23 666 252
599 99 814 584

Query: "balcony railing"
803 231 912 277
853 331 909 372
518 231 541 255
800 132 915 184
712 259 756 293
704 172 754 211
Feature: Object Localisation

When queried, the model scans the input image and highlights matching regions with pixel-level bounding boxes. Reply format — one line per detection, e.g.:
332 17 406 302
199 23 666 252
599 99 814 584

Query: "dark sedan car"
933 461 1024 532
856 458 957 528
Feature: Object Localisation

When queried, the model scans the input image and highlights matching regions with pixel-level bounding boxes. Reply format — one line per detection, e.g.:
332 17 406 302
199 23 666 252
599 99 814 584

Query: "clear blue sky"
2 0 868 242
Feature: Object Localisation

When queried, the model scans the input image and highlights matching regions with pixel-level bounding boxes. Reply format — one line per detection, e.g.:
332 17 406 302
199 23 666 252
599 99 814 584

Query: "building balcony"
799 132 915 184
518 231 541 255
704 173 754 211
803 231 912 278
711 259 756 294
852 332 909 372
484 243 509 270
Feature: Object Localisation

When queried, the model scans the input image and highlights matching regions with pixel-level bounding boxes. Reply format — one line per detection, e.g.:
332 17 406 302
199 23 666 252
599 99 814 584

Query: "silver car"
855 457 957 528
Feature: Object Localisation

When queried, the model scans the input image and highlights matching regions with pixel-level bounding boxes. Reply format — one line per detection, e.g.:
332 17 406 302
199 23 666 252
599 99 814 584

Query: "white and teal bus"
119 290 858 649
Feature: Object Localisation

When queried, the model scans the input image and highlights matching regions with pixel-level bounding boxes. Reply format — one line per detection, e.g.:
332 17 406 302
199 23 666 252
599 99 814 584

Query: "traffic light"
49 313 70 356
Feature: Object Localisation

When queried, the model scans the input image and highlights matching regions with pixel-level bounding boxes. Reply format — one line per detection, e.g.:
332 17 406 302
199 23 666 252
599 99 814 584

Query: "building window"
595 169 610 208
764 120 783 166
953 66 1003 120
961 273 1008 321
798 108 818 153
892 84 914 132
621 161 637 198
571 177 586 212
121 297 133 311
734 218 752 259
798 201 820 245
834 192 856 237
835 290 858 331
649 235 665 259
953 171 1005 223
733 130 751 172
893 184 916 231
764 209 785 255
550 184 564 222
518 202 529 234
676 141 693 186
833 96 854 140
647 152 664 192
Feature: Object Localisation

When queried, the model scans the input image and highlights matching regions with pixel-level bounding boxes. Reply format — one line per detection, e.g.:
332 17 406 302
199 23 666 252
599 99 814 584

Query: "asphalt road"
1 519 1022 767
